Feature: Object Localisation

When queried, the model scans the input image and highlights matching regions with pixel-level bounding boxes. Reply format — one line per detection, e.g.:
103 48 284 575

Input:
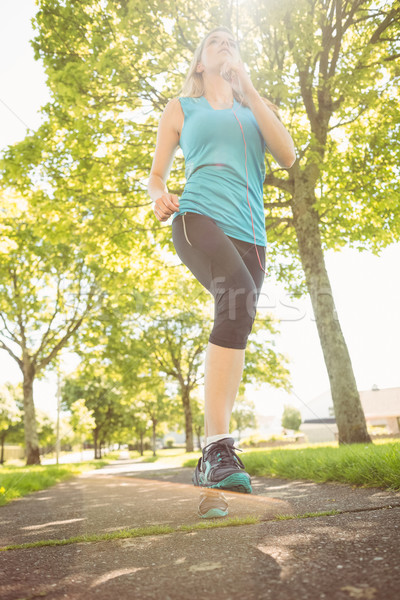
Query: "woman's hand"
153 192 180 222
220 59 256 99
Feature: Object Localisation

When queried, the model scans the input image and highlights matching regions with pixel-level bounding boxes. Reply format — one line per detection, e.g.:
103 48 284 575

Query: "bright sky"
1 2 399 426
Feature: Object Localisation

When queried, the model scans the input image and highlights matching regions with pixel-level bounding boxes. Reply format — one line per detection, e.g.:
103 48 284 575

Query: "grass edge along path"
4 503 400 553
2 510 361 553
0 516 259 552
0 458 117 507
8 506 400 553
183 440 400 491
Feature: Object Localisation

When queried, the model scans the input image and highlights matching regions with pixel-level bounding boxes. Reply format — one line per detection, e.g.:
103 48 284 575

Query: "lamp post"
56 371 61 465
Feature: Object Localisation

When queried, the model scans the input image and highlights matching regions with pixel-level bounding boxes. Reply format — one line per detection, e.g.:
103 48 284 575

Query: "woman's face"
198 31 240 74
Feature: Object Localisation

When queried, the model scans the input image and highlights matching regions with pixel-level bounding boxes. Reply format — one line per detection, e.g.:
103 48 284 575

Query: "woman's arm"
147 98 181 222
246 89 296 169
220 60 296 169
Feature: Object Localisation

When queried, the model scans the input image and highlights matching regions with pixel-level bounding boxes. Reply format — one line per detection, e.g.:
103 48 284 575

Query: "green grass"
0 516 260 552
274 510 341 520
0 524 175 552
140 455 160 463
183 439 400 490
0 459 115 507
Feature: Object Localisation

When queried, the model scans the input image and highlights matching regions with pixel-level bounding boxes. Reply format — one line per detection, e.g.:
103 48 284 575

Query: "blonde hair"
177 26 281 120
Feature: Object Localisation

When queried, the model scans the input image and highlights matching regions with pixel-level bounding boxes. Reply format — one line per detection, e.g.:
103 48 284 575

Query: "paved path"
1 456 400 599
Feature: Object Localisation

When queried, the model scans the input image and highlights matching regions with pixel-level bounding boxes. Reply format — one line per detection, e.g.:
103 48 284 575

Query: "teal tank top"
172 95 267 247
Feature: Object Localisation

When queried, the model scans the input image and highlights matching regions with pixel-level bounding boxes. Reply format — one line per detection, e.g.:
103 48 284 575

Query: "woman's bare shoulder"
165 96 182 109
162 97 184 116
163 97 184 135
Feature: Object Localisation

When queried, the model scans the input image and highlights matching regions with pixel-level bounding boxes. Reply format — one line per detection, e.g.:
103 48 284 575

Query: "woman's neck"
202 73 233 104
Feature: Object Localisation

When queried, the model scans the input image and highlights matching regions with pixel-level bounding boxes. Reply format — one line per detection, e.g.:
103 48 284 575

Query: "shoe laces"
205 438 245 469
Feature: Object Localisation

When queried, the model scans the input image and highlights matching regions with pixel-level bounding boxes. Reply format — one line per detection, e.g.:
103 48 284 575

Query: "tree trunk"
22 363 41 465
181 387 194 452
93 429 100 459
139 432 144 456
152 420 157 457
291 182 371 444
0 431 6 464
195 426 202 451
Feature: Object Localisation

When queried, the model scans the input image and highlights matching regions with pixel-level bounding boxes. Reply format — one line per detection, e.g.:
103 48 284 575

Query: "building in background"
360 386 400 434
300 386 400 442
300 418 338 443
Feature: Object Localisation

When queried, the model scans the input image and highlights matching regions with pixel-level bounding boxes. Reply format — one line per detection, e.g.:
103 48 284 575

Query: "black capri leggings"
172 211 266 350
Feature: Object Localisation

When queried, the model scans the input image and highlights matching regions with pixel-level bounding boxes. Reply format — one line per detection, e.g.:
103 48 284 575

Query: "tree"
62 368 126 459
81 267 212 453
0 0 164 464
0 383 23 464
281 404 302 432
0 194 101 464
191 396 205 451
130 410 150 456
130 381 176 457
69 398 96 460
36 410 58 456
238 0 400 443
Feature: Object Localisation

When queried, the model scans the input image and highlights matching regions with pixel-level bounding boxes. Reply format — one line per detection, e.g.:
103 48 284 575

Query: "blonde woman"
148 26 295 517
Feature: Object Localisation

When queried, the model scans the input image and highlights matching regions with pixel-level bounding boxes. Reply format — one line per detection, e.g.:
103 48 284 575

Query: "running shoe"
192 437 252 493
197 489 229 519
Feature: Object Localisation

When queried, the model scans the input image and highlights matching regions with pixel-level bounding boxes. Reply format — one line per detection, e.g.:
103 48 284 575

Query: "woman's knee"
227 285 258 322
214 280 257 318
211 283 258 347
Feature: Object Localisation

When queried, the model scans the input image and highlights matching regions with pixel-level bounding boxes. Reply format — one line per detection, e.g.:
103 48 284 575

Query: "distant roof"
360 387 400 417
